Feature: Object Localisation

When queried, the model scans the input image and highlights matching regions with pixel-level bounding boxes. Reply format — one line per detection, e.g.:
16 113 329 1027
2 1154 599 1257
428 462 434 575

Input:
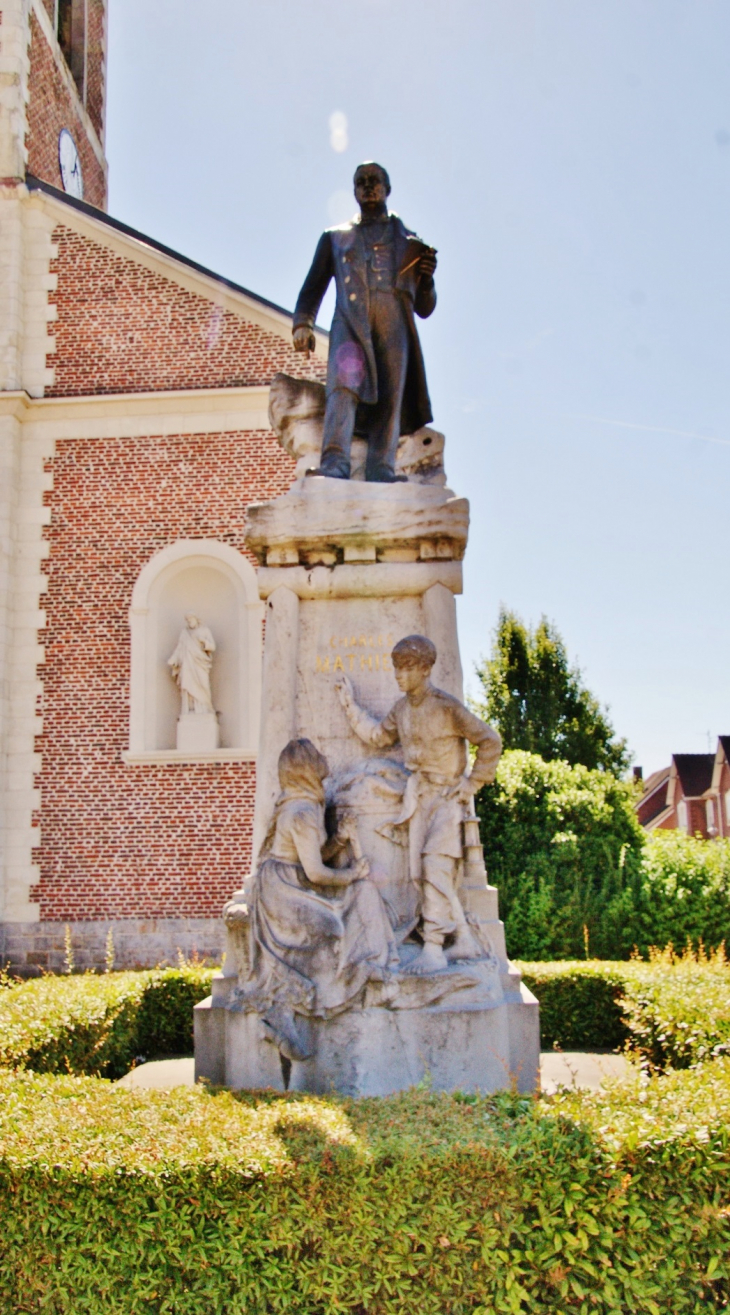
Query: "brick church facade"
0 0 327 971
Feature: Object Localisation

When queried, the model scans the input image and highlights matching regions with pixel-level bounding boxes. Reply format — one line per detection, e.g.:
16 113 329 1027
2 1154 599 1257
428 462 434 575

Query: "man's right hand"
293 325 315 353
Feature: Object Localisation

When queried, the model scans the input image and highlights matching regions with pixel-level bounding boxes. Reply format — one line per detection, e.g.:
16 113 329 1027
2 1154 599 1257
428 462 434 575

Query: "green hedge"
519 952 730 1069
475 749 730 960
0 1063 728 1313
518 962 629 1051
3 957 728 1080
0 967 213 1079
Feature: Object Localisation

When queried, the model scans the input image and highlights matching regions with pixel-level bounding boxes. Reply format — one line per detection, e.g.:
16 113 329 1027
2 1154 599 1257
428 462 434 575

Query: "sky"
106 0 730 776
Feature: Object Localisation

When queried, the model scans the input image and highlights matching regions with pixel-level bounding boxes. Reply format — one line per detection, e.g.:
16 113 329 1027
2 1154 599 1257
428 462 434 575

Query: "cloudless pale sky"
106 0 730 775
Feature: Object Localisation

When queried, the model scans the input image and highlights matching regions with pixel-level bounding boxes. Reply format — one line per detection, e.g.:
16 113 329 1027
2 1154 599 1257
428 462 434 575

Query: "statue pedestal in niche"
194 386 540 1096
176 712 219 753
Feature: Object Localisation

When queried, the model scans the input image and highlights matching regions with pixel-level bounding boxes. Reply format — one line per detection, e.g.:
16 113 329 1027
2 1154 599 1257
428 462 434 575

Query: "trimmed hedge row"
1 1062 729 1313
518 962 628 1051
519 951 730 1069
0 966 214 1079
2 955 728 1078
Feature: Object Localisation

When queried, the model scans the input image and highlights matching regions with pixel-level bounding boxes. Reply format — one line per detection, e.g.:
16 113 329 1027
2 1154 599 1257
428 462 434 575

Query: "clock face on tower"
58 129 84 200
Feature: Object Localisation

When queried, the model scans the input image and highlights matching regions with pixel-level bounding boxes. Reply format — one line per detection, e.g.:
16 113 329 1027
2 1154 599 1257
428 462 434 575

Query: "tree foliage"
475 608 630 775
476 749 730 961
476 749 645 960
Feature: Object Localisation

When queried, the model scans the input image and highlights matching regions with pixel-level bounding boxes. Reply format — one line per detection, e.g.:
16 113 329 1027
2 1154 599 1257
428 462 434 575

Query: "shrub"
476 749 730 960
0 966 213 1079
518 962 629 1050
476 750 645 960
519 950 730 1069
618 947 730 1071
637 830 730 954
0 1064 728 1312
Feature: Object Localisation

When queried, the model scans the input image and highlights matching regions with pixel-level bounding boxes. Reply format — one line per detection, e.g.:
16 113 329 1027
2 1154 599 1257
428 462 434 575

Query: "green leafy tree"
475 749 645 959
475 608 630 775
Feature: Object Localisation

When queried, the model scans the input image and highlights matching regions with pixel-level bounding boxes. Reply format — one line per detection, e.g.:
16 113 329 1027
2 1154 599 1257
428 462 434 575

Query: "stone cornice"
0 385 275 437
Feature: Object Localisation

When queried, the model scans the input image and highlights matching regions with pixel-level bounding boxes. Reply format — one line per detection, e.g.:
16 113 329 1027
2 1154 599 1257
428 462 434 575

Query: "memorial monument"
194 163 540 1095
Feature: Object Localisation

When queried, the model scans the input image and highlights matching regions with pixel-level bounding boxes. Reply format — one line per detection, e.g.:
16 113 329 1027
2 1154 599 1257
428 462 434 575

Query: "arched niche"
127 541 262 760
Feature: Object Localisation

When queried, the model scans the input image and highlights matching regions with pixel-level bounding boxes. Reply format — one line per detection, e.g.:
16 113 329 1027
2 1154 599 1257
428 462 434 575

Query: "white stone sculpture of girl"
242 737 398 1062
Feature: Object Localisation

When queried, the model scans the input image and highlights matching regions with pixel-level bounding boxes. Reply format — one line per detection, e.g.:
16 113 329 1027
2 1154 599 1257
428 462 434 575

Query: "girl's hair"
277 738 329 791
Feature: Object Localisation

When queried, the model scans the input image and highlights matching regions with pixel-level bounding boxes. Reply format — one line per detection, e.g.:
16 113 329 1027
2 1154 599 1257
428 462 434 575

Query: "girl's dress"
246 794 397 1018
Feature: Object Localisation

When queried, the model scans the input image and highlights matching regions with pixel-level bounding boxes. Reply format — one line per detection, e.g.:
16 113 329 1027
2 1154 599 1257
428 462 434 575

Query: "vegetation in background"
475 608 630 775
476 749 730 960
475 749 644 959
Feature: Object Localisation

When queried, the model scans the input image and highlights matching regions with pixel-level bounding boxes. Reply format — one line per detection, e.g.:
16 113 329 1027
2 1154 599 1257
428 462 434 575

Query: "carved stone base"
194 982 540 1096
176 712 219 752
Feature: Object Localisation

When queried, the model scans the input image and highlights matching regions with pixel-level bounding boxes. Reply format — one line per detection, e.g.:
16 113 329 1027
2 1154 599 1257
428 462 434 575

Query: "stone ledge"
257 559 463 600
246 480 469 564
1 917 225 974
121 749 257 766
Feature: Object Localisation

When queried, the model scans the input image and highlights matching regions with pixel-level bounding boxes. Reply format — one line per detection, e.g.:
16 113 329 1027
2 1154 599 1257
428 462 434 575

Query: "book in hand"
399 235 437 278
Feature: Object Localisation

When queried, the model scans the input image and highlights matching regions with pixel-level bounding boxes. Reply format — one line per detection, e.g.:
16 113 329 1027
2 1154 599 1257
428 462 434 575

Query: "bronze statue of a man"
292 162 437 483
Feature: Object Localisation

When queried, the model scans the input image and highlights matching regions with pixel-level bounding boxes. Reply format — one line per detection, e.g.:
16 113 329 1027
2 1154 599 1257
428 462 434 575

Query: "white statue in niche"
167 613 220 751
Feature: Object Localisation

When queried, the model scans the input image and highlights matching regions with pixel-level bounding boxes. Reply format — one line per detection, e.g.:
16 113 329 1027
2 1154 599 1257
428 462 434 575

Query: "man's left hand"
419 249 437 278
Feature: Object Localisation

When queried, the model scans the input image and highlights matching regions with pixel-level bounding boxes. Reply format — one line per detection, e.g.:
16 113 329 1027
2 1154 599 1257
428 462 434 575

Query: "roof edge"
26 174 329 338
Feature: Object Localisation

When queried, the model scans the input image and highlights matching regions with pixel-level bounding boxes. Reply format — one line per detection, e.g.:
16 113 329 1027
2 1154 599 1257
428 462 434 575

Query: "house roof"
641 765 671 799
672 754 715 799
636 766 670 827
26 174 328 337
711 736 730 792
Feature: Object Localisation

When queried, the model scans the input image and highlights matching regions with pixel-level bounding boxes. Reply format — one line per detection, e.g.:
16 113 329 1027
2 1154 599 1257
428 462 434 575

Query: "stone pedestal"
176 712 219 752
194 464 540 1096
196 980 539 1096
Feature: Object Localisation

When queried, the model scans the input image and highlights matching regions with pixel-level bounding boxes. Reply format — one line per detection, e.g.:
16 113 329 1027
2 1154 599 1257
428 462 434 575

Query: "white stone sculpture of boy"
336 634 502 974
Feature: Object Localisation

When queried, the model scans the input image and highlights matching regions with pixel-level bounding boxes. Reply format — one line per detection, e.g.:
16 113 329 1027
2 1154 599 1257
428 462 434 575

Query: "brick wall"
26 12 107 209
46 225 328 396
85 0 105 140
33 428 295 922
25 10 106 206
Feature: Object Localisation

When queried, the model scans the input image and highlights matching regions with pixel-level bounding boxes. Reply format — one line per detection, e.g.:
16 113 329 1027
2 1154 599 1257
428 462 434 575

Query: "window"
676 800 688 831
726 790 730 827
56 0 86 100
706 798 716 832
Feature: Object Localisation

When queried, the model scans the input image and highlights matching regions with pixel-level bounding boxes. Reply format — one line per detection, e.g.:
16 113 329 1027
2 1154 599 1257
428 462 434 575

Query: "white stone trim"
122 749 256 766
0 384 273 438
129 540 263 760
0 193 57 397
0 408 53 922
0 0 32 180
20 202 57 397
27 189 328 357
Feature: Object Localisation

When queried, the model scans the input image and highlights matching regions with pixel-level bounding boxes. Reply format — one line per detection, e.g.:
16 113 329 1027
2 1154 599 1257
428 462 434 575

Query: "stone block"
194 997 227 1087
221 996 539 1098
176 712 219 753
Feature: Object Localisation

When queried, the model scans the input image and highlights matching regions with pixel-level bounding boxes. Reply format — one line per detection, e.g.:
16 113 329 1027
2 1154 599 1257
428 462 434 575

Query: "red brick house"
636 740 730 839
0 0 327 971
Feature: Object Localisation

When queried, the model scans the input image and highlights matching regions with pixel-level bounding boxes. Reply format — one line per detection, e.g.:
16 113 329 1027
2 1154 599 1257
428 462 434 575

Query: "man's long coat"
293 213 436 437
